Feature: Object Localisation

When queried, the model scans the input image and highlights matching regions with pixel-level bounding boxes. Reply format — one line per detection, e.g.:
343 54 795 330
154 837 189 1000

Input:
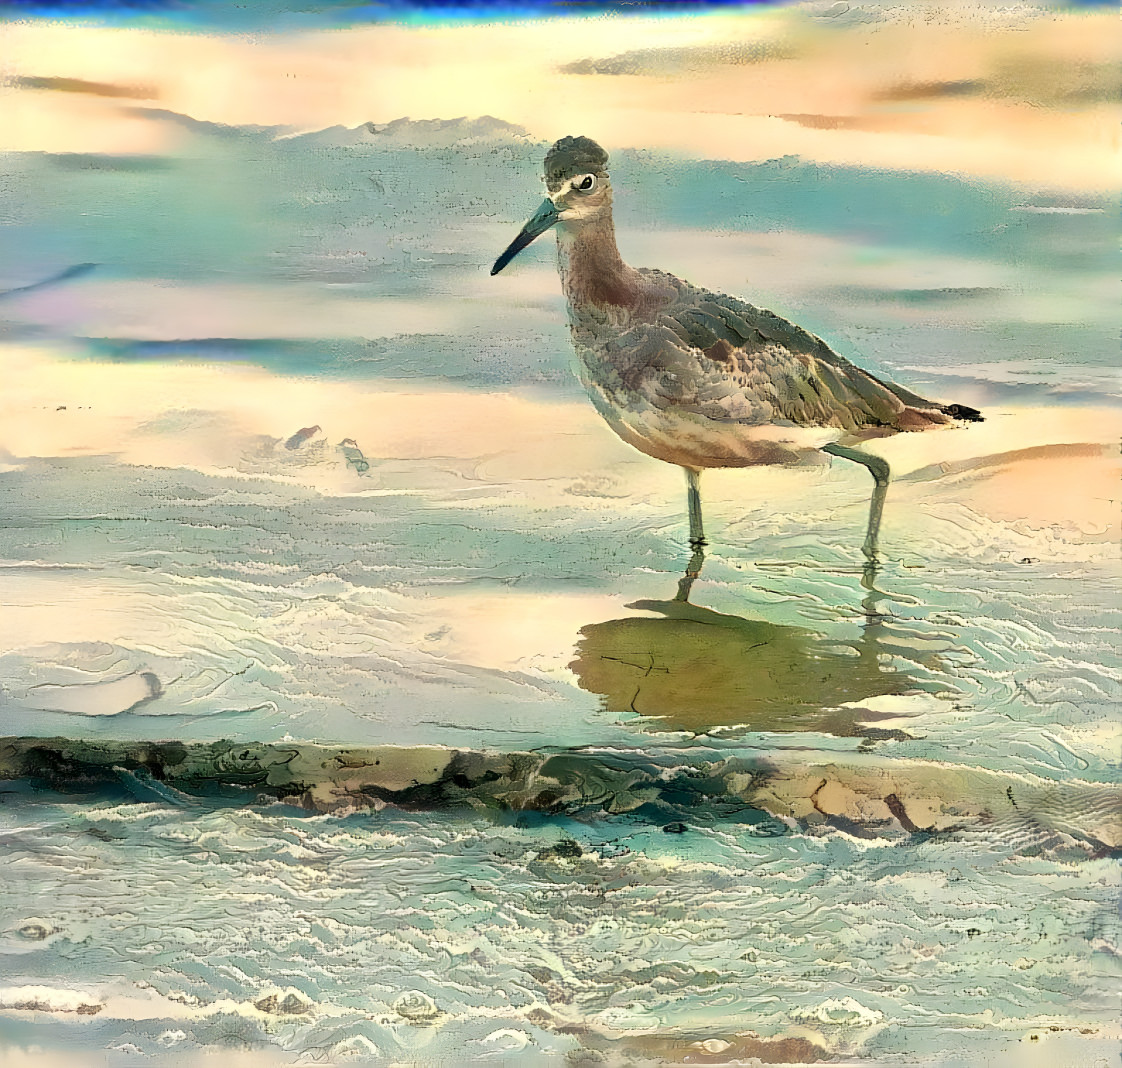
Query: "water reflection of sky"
0 115 1117 766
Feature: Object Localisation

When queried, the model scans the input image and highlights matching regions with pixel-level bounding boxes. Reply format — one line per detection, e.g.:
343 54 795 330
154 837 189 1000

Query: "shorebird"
491 136 981 588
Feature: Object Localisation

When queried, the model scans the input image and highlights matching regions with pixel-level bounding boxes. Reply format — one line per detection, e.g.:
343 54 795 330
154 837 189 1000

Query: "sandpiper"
492 136 980 583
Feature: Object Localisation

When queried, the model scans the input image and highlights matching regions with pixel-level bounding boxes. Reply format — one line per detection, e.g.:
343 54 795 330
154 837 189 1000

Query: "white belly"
591 390 841 469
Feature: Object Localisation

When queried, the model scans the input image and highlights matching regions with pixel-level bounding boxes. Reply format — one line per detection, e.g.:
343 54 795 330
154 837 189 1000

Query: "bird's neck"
556 215 644 310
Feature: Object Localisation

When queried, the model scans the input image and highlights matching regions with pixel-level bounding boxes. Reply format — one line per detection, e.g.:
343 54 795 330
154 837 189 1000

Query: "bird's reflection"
572 558 912 739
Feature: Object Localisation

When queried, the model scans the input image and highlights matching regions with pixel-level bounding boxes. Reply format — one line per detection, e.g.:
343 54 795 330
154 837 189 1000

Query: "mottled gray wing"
633 272 929 432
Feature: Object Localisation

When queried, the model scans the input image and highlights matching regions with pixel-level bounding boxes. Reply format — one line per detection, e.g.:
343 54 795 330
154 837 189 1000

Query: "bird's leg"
675 467 707 602
823 443 893 627
821 443 891 566
686 467 706 551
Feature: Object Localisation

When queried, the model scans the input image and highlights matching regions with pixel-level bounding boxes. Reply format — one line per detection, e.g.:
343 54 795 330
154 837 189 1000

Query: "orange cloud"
0 5 1116 190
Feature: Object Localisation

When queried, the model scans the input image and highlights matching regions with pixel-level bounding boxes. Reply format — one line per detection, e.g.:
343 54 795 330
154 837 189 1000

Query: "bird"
491 136 981 593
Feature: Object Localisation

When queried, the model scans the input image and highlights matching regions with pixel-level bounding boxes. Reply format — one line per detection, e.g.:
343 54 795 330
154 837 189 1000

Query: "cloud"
0 7 1116 190
871 79 982 101
363 115 533 147
773 113 883 130
12 75 156 99
560 40 798 76
45 154 171 171
868 60 1121 110
4 281 470 341
987 55 1121 108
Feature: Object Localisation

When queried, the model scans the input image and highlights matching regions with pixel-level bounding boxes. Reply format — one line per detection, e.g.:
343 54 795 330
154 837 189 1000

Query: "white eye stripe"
573 174 596 193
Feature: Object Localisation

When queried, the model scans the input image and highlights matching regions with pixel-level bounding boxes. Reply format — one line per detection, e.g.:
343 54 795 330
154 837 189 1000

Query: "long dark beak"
491 198 559 276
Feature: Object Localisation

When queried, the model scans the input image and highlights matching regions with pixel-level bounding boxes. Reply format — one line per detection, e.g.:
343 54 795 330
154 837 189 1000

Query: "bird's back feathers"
592 270 982 434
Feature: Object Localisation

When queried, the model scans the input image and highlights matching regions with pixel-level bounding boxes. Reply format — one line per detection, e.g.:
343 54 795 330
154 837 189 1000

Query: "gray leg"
821 443 890 563
686 468 706 550
675 468 707 602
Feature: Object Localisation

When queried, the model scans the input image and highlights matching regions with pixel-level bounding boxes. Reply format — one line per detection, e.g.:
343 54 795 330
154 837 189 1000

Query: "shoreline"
3 736 1117 852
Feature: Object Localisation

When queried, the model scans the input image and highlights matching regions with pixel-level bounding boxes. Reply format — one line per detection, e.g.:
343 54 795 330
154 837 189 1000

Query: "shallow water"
0 791 1117 1066
1 124 1118 1064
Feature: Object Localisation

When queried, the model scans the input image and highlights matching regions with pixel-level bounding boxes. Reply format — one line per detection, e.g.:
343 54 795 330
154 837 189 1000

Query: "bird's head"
491 135 611 275
544 135 612 222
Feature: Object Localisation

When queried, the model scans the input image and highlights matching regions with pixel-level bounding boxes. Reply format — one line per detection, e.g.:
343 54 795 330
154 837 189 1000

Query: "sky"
0 0 1117 190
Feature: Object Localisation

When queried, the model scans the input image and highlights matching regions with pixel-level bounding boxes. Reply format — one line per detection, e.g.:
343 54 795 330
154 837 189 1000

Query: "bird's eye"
573 174 596 193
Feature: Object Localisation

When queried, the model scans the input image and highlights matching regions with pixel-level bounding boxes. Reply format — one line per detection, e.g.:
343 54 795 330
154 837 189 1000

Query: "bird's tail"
939 402 984 422
881 377 984 424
